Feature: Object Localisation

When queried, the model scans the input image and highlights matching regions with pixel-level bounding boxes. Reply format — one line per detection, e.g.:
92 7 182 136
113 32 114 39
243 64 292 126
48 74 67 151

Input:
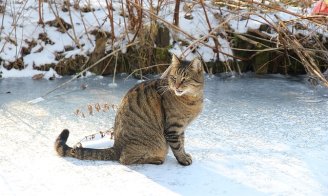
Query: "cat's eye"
170 76 176 81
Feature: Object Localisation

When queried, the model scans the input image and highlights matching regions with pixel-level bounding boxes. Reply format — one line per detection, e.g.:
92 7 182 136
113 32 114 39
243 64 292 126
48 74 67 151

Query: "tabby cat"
55 55 204 166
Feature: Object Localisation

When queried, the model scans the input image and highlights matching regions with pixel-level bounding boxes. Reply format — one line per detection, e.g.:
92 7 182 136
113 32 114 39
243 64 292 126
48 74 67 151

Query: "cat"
55 54 204 166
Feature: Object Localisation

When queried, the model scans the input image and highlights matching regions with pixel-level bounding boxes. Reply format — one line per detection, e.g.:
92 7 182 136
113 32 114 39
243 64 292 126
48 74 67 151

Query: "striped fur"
55 55 204 166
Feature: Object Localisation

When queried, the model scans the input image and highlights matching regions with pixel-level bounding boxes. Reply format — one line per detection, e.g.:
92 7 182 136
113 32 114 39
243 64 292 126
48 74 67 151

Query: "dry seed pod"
111 104 117 111
88 104 93 115
74 109 81 116
103 103 110 112
95 103 101 112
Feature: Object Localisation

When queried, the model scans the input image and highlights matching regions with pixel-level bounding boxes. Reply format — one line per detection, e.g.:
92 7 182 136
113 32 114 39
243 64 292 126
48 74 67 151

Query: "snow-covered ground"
0 0 229 78
0 74 327 196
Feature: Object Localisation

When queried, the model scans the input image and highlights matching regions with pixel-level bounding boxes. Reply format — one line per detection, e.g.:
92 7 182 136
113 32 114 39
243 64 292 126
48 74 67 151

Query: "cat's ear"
191 57 203 73
161 54 180 78
171 54 180 67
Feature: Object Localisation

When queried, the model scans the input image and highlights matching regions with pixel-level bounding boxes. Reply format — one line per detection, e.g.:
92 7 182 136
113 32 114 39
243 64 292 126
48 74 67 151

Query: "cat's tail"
55 129 118 161
55 129 74 157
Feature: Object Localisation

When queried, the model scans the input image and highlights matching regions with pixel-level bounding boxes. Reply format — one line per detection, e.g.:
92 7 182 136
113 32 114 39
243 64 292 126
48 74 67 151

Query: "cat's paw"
177 153 192 166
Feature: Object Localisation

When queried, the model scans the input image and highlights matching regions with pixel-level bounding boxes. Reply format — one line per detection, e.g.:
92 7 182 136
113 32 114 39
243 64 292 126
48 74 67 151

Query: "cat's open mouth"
175 89 184 96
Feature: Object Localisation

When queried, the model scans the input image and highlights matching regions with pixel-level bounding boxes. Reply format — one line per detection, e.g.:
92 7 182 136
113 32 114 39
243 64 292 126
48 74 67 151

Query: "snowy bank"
0 0 327 82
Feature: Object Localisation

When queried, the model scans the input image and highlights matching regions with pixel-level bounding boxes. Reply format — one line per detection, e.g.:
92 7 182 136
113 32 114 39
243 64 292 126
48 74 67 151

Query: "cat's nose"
175 83 181 89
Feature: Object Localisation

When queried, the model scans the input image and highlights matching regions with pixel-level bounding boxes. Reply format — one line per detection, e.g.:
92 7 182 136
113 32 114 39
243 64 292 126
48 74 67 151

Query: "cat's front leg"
165 130 192 166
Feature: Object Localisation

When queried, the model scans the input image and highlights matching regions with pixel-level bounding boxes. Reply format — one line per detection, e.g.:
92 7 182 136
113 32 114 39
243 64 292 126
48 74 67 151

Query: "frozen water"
0 74 327 196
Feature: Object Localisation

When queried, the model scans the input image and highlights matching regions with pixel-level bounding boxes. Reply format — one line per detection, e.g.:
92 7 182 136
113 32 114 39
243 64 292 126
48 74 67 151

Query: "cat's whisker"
161 88 170 96
157 85 170 95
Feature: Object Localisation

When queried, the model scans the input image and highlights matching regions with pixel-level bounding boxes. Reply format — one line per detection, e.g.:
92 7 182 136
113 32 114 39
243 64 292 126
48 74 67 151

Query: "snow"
0 1 230 76
1 1 327 78
1 74 328 196
0 66 60 80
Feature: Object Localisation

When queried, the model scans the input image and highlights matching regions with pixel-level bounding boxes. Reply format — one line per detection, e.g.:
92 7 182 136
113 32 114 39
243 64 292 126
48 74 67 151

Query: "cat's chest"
164 97 203 121
180 99 202 113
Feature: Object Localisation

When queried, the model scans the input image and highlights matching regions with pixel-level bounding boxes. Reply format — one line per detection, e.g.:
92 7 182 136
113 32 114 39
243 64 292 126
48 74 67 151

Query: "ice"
108 82 118 88
0 74 327 195
27 97 45 104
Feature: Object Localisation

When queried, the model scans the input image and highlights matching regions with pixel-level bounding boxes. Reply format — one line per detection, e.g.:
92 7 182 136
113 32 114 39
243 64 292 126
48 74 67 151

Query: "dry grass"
212 0 328 86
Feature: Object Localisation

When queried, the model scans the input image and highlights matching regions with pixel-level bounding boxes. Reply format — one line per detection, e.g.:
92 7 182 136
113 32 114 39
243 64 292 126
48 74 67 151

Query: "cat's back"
122 79 163 108
114 79 165 135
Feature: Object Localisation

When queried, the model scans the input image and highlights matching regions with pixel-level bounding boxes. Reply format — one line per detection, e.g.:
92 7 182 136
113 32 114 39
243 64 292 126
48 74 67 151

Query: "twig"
33 41 139 100
173 0 180 26
66 0 81 48
105 0 115 44
0 0 8 36
48 0 81 48
125 63 169 80
78 6 94 47
120 0 131 43
38 0 44 25
100 55 114 75
112 51 118 84
200 0 221 54
130 0 143 43
91 1 101 27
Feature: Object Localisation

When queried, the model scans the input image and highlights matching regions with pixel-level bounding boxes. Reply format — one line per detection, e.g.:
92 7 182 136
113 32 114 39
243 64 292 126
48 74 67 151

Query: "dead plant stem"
112 51 118 84
105 0 115 45
78 8 94 47
48 0 81 47
125 63 169 80
67 0 82 48
200 0 221 55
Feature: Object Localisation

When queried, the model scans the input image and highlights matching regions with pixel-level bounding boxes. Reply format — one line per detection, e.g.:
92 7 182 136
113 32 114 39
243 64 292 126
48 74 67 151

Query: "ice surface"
0 74 327 196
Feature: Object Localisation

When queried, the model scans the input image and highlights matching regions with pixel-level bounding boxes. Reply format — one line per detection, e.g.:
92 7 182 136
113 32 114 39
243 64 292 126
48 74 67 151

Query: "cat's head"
163 54 204 97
